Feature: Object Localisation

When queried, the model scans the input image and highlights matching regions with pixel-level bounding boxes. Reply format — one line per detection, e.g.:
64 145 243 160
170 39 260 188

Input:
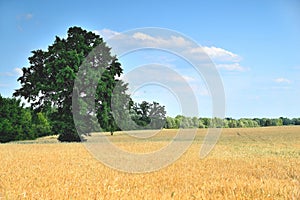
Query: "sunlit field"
1 126 299 199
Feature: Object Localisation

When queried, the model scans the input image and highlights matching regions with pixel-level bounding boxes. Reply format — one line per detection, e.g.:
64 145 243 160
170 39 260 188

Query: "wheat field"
0 126 299 199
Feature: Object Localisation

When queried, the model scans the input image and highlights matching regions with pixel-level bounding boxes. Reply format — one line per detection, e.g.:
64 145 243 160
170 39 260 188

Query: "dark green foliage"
13 26 167 139
130 101 166 130
292 118 300 125
280 117 291 126
14 26 126 141
0 95 34 142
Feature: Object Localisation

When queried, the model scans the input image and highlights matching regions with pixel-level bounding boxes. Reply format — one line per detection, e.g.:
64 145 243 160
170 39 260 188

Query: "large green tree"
14 27 125 141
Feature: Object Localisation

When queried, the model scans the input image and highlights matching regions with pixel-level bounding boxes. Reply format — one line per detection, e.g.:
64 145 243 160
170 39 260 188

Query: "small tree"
32 112 52 137
131 101 166 130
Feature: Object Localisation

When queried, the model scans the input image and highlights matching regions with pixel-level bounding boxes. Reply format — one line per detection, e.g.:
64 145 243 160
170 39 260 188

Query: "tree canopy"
13 26 167 141
14 27 125 141
131 101 166 130
0 95 52 143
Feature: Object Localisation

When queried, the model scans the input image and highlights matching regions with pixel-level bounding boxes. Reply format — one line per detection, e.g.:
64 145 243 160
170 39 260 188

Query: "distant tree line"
164 115 300 129
0 94 299 143
0 94 166 143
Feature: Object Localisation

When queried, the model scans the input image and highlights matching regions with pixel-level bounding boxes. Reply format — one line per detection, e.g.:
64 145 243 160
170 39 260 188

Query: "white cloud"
93 29 120 40
182 75 195 82
14 68 23 76
17 13 33 21
129 32 240 63
189 46 241 63
274 78 291 84
131 32 192 48
217 63 246 72
16 13 33 32
25 13 33 20
202 46 241 62
129 32 243 71
133 32 156 41
98 29 245 72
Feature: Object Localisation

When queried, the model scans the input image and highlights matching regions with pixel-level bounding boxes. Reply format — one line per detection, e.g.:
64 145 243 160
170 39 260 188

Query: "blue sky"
0 0 300 118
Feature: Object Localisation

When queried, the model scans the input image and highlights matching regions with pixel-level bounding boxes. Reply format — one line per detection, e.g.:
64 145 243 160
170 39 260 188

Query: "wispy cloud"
14 68 23 76
130 32 238 63
16 13 34 31
100 28 245 72
201 46 241 62
274 77 291 84
182 75 195 82
25 13 33 20
132 32 192 48
193 47 245 71
0 68 22 77
17 13 33 21
217 63 246 72
93 29 120 40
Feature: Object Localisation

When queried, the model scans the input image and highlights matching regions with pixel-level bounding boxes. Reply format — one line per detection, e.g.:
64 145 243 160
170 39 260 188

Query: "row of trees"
0 95 51 143
164 116 300 129
1 93 299 143
0 94 166 142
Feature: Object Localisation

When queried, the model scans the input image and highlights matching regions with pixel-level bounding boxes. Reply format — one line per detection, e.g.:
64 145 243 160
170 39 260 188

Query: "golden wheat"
0 126 299 199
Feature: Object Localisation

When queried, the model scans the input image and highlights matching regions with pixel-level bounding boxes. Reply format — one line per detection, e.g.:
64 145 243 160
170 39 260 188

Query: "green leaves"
13 26 168 140
32 112 52 137
130 101 166 130
14 26 127 141
0 95 37 142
